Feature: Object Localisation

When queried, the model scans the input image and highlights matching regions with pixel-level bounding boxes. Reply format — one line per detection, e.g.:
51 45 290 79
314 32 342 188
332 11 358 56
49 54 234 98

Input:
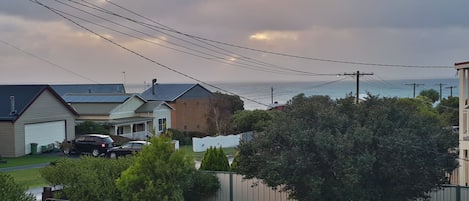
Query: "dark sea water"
127 78 459 110
206 78 459 110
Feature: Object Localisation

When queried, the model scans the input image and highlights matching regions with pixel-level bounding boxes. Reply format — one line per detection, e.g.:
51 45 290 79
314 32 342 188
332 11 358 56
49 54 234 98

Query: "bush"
0 173 35 201
200 147 230 171
41 156 134 201
183 171 220 201
116 136 196 200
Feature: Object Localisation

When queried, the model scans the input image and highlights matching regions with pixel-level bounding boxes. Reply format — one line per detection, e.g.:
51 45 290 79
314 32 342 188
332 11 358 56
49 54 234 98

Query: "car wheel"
91 149 100 157
110 152 117 159
63 148 71 156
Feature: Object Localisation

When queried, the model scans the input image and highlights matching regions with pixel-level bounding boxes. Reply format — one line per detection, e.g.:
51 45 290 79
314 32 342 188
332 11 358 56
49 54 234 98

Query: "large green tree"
0 173 35 201
207 92 244 135
418 89 440 103
237 94 458 201
436 96 459 126
116 137 219 201
232 109 274 132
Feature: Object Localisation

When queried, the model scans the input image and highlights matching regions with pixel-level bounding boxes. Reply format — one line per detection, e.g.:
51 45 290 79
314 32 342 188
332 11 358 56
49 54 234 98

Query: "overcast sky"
1 0 468 89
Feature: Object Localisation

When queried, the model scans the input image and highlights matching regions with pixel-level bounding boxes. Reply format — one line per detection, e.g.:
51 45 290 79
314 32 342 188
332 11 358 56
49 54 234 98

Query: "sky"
1 0 468 92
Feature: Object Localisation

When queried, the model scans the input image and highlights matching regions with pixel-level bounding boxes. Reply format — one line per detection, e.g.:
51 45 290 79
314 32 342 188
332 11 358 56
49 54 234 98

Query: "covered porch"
110 117 154 140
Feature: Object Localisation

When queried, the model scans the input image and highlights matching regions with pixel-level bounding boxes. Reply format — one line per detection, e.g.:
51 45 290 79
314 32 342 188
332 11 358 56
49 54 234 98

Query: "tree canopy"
418 89 440 103
232 109 274 133
207 92 244 135
236 94 458 201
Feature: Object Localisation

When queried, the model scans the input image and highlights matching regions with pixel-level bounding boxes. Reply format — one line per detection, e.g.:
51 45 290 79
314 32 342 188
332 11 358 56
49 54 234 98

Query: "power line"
81 0 452 70
0 39 100 83
63 0 339 77
30 0 271 108
405 83 424 98
342 71 374 104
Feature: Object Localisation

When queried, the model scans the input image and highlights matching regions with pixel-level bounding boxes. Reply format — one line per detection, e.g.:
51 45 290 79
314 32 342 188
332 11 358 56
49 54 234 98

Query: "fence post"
229 172 234 201
456 185 461 201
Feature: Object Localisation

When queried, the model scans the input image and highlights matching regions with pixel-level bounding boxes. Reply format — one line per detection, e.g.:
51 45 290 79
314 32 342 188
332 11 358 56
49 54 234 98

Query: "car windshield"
102 137 114 144
121 143 132 148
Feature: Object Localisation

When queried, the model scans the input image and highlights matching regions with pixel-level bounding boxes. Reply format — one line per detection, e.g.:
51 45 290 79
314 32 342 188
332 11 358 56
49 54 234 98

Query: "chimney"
152 78 157 95
10 96 17 116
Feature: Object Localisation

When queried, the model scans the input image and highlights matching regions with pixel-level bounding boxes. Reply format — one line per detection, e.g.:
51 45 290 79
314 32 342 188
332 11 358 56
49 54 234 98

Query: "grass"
0 153 61 188
179 145 238 161
0 154 61 168
3 168 48 188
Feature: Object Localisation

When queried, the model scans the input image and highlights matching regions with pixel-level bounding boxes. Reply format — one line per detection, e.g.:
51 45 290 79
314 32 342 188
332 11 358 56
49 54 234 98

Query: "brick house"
140 83 213 134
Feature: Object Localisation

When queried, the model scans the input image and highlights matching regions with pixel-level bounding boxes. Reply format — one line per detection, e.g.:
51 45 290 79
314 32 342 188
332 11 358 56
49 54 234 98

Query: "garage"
24 120 66 154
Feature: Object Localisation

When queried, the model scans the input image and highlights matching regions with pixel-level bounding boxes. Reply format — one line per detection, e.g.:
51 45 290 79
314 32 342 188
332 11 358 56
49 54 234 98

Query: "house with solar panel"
53 84 173 139
0 85 77 157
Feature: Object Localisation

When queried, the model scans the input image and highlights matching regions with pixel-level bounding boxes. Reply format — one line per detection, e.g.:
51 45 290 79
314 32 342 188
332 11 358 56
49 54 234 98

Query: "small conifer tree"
200 146 230 171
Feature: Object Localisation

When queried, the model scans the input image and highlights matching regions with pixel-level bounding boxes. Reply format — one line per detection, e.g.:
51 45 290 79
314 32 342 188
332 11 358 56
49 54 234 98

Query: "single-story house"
62 93 172 139
0 85 78 157
140 82 213 134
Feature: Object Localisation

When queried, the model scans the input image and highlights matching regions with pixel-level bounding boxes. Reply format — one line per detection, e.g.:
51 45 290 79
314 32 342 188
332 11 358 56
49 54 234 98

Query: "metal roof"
140 83 211 101
51 84 125 96
62 94 131 103
135 101 174 113
0 85 77 121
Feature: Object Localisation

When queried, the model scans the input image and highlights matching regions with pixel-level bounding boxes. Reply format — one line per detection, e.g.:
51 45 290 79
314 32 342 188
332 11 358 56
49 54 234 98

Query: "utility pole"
405 83 424 98
343 70 374 104
446 86 457 97
271 87 273 104
437 83 446 101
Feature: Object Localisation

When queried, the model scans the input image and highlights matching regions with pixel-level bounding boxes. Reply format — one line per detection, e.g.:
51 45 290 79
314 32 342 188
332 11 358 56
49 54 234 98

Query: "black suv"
63 134 114 157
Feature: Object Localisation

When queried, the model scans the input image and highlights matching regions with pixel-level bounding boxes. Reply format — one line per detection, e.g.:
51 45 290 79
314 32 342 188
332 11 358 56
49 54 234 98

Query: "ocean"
127 78 460 110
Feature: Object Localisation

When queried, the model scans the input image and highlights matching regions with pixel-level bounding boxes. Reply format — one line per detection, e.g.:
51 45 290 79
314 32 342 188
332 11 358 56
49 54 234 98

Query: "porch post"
114 125 118 135
130 124 134 139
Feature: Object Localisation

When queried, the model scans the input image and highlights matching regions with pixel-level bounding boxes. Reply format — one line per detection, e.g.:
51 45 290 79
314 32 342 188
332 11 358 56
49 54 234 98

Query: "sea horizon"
126 77 460 110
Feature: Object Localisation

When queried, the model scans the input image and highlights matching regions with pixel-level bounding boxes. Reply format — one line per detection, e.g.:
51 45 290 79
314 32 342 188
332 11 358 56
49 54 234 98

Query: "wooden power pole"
405 83 424 98
343 71 374 104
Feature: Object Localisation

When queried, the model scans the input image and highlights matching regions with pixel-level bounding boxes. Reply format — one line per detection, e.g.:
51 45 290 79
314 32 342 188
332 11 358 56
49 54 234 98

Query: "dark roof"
51 84 126 96
140 83 212 101
0 85 78 121
62 94 132 103
136 101 174 113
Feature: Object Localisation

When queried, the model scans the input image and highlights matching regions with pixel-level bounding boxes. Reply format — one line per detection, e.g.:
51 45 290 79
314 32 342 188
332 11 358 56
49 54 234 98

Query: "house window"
158 118 167 132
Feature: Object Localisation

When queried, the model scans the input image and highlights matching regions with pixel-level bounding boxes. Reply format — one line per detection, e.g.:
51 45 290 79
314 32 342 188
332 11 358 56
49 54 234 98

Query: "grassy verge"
0 154 61 168
3 168 48 188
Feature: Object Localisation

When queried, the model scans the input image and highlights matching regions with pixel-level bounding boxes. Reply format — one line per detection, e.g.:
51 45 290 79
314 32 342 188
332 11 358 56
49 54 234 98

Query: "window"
158 118 167 132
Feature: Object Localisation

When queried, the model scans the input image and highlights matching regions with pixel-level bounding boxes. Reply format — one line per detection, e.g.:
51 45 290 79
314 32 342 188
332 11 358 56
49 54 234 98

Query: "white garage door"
25 121 66 154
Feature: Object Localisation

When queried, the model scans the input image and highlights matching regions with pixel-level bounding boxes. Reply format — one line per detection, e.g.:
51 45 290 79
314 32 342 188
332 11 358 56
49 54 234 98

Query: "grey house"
0 85 78 157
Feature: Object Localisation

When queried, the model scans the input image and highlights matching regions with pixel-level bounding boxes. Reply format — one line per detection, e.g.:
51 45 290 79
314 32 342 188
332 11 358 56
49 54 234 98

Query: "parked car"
106 140 150 158
62 134 114 157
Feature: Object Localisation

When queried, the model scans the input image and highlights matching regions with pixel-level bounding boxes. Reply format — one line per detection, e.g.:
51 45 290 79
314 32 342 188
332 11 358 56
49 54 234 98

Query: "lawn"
3 168 47 188
179 145 238 161
0 154 60 188
0 154 61 168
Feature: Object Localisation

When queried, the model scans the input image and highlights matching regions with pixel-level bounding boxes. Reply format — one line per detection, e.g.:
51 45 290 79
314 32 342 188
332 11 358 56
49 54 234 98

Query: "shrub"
41 156 134 201
200 147 230 171
183 171 220 201
0 173 35 201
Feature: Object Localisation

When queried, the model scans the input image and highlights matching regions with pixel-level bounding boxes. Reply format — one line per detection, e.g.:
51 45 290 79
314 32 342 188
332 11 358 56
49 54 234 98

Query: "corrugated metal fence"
203 172 294 201
203 172 469 201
